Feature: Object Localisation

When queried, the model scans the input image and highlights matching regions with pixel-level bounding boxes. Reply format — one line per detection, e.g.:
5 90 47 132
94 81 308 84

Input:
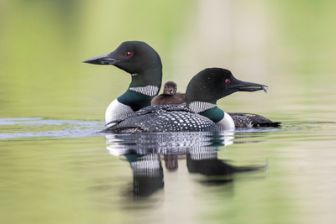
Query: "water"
1 115 336 224
1 1 336 223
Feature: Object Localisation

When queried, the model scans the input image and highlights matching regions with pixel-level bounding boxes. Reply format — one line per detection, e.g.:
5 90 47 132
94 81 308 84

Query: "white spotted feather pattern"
104 105 218 133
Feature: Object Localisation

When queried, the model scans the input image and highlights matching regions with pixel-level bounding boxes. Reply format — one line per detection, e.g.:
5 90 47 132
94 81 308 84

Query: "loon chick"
104 68 270 133
151 81 185 105
186 68 280 129
83 41 162 127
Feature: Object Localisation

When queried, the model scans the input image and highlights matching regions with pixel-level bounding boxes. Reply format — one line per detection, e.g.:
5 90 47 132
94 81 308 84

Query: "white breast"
216 112 235 130
105 99 134 126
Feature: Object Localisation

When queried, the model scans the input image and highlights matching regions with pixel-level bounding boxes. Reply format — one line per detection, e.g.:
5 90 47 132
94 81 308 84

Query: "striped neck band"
129 85 159 97
189 101 216 113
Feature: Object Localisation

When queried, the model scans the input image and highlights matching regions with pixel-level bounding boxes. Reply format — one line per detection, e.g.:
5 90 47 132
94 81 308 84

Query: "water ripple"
0 117 103 140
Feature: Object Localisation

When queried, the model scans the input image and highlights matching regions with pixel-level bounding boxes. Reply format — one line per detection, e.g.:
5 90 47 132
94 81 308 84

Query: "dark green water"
1 1 336 224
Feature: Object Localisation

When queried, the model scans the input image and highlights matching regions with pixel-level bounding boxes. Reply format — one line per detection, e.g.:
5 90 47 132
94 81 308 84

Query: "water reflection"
125 153 164 198
106 132 264 199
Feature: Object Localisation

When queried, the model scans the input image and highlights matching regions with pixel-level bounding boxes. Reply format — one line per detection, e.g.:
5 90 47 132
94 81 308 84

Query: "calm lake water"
1 1 336 224
1 95 336 224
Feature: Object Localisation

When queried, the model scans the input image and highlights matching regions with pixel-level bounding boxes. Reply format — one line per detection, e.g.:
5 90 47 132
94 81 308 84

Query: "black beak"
231 78 268 93
83 54 119 65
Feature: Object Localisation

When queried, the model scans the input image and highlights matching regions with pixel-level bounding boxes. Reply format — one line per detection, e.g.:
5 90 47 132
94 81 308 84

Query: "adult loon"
103 68 278 133
154 73 279 129
186 68 280 129
84 41 162 127
151 81 185 105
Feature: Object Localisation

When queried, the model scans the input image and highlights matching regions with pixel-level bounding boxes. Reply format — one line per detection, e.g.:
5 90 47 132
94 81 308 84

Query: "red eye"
126 51 133 58
225 79 231 84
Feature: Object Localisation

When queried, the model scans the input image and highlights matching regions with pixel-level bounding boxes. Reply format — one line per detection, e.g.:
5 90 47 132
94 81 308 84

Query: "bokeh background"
1 1 336 224
1 0 335 121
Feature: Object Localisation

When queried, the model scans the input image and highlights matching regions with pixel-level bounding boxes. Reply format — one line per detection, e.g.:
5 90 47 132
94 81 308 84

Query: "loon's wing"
228 112 281 128
103 105 217 133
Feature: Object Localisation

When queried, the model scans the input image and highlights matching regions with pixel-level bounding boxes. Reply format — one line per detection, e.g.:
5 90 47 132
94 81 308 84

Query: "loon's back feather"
228 112 281 128
103 105 218 133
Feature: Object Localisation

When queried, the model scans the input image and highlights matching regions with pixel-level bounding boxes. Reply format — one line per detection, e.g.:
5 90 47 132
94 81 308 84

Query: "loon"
151 81 185 105
153 73 280 129
84 41 162 127
103 68 277 133
186 68 280 129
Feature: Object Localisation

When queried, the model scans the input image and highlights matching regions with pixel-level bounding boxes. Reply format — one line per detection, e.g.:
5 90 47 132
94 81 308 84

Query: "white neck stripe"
129 85 159 97
189 101 216 113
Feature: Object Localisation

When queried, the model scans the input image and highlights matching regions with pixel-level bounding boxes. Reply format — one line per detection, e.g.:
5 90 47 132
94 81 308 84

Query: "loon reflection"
106 132 264 198
123 153 164 198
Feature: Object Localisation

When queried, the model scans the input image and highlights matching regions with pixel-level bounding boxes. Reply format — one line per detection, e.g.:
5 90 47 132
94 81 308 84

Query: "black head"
186 68 267 104
163 81 177 95
83 41 162 74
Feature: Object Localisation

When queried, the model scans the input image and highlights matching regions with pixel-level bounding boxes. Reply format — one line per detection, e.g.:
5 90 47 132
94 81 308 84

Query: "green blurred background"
1 1 336 224
1 0 335 121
